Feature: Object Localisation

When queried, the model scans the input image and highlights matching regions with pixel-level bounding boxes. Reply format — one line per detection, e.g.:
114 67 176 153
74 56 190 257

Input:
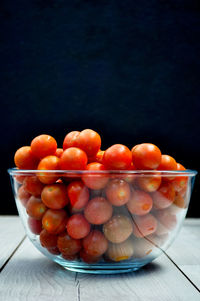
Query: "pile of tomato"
14 129 188 263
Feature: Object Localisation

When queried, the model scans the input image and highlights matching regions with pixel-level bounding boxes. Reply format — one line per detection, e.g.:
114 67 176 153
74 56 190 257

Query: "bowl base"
63 266 140 274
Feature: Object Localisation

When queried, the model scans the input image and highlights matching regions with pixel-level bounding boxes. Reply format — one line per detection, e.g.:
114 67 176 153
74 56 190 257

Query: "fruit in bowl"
8 129 197 274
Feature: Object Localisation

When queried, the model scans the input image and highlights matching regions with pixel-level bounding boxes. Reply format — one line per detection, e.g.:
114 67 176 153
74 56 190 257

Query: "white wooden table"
0 216 200 300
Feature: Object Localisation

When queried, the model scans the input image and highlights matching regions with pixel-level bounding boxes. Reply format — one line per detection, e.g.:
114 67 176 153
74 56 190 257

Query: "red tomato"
120 163 137 183
132 237 154 258
95 150 105 164
18 185 31 207
171 163 187 192
41 183 69 209
55 148 63 158
103 144 132 170
40 229 58 249
132 143 162 170
28 217 42 235
31 134 57 159
60 147 88 170
137 174 161 192
132 214 157 237
26 196 47 220
103 215 133 243
174 193 186 209
105 179 131 206
63 131 80 150
37 155 60 184
62 253 78 261
155 209 177 231
14 146 39 169
42 209 68 234
157 155 177 170
82 162 109 190
47 247 61 255
84 197 113 225
67 181 89 210
83 230 108 257
168 193 186 214
126 190 153 215
66 214 91 239
80 250 101 263
57 232 82 256
76 129 101 157
152 182 175 209
15 175 26 184
23 176 44 197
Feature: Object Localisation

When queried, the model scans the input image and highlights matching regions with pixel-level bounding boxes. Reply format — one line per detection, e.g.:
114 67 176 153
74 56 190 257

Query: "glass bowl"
8 168 197 274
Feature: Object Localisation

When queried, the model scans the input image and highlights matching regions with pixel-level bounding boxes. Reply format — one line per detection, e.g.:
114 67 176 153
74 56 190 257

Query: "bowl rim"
7 167 198 177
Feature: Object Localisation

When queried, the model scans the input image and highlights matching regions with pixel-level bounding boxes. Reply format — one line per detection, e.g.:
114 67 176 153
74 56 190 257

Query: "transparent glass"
8 168 197 274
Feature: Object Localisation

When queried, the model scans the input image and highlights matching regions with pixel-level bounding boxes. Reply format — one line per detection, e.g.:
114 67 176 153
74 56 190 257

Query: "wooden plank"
76 254 200 301
0 216 25 269
1 236 199 300
165 218 200 290
0 238 77 301
1 217 200 300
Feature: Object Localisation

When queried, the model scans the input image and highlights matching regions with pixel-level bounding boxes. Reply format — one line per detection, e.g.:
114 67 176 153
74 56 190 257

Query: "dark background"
0 0 199 216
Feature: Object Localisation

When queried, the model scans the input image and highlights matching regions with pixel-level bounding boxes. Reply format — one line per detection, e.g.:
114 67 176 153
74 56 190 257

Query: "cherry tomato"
155 209 177 231
40 229 58 249
31 134 57 159
37 155 60 184
63 131 80 150
103 144 132 170
42 209 68 234
127 190 153 215
152 182 175 209
168 194 186 214
132 143 162 170
23 176 44 197
67 181 89 210
174 193 186 209
41 183 69 209
84 197 113 225
95 150 105 164
80 250 101 263
171 163 187 192
103 215 133 243
137 174 161 192
106 238 134 262
47 247 61 255
83 230 108 256
62 253 78 261
28 217 42 234
105 179 131 206
14 146 39 169
76 129 101 157
66 214 91 239
57 232 82 255
18 185 31 207
82 162 109 190
26 196 47 219
178 185 187 198
55 148 63 158
15 175 26 184
157 154 177 170
120 163 137 183
60 147 88 170
132 214 157 237
133 237 154 258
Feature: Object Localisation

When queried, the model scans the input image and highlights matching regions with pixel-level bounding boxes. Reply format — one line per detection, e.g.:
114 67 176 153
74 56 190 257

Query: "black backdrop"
0 0 200 216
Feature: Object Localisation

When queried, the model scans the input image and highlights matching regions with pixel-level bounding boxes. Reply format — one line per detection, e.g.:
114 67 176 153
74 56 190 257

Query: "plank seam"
75 273 81 301
163 250 200 293
0 235 26 273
